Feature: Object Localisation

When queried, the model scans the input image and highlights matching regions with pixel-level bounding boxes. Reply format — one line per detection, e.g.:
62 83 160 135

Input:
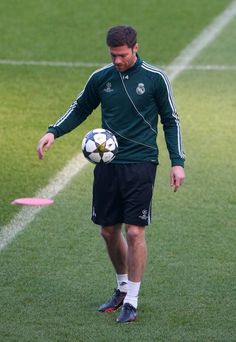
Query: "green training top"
47 56 185 166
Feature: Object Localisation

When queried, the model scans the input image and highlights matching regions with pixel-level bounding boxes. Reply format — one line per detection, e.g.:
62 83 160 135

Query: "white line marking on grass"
166 0 236 80
169 64 236 71
0 59 104 68
0 154 88 250
1 0 236 251
1 58 236 72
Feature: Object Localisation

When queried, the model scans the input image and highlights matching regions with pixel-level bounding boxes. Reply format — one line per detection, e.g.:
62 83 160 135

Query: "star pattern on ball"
95 141 110 156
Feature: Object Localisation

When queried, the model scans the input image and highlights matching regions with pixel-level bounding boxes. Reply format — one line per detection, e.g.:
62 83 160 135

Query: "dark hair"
106 25 137 48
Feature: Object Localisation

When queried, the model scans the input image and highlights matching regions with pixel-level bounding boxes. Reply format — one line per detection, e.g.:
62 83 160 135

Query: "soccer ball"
82 128 118 164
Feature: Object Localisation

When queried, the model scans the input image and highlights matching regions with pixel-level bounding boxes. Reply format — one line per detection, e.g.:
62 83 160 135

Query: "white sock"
123 280 141 309
116 274 128 292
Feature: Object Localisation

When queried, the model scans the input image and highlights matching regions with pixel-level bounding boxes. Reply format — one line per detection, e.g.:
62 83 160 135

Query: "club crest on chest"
136 83 145 95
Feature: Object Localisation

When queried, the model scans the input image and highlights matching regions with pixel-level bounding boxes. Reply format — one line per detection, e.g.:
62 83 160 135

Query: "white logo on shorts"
139 209 148 220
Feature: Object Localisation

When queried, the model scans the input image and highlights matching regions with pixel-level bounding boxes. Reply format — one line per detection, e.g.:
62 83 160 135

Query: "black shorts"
91 162 157 227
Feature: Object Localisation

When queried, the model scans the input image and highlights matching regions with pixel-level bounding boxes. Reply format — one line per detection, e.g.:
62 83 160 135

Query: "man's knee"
125 225 145 245
100 224 122 242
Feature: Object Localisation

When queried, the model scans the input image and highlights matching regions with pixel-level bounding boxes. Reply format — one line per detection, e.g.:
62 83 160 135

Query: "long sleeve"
47 75 100 138
155 73 185 167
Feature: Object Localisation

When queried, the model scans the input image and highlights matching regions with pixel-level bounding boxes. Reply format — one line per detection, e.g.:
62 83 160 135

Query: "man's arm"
155 71 186 191
37 74 100 160
47 75 100 139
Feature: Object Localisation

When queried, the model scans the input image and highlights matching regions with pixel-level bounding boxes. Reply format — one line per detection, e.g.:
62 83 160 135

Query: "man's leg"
100 224 128 275
125 224 147 282
116 224 147 323
98 224 128 312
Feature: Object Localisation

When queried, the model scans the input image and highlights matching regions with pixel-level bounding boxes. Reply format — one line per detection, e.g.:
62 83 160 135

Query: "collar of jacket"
119 54 143 75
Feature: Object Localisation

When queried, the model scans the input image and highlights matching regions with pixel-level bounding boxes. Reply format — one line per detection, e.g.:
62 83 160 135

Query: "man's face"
109 44 138 72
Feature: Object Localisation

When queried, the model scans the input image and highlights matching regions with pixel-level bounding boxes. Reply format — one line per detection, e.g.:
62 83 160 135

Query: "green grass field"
0 0 236 341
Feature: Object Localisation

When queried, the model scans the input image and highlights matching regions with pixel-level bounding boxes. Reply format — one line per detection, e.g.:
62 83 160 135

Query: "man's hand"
170 166 185 192
37 133 55 160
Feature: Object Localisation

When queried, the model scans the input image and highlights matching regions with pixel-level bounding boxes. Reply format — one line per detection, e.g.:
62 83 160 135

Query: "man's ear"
133 43 139 54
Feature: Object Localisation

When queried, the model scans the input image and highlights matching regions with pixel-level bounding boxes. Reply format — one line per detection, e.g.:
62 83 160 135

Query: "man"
37 25 185 323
